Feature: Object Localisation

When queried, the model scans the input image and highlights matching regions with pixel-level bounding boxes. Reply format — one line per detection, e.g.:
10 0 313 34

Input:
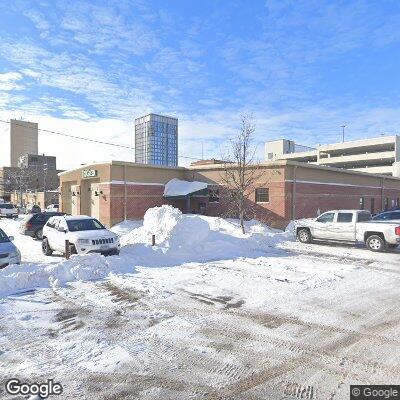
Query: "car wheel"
366 235 385 252
42 238 53 256
297 228 312 244
35 228 43 240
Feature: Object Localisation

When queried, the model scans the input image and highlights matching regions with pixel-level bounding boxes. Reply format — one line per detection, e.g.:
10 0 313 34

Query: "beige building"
10 190 59 210
265 136 400 176
59 160 400 228
10 119 38 167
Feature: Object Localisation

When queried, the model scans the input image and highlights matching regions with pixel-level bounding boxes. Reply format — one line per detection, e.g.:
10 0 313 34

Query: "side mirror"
58 227 66 233
8 236 14 241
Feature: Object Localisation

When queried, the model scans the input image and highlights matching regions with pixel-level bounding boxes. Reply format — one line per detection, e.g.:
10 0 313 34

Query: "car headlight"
77 239 90 244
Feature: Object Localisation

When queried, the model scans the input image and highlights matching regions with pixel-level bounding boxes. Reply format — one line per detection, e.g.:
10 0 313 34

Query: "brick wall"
285 181 400 221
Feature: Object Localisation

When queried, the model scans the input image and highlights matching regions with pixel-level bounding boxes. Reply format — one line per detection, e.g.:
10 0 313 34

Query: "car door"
335 212 355 241
313 212 336 239
46 218 59 250
53 219 68 252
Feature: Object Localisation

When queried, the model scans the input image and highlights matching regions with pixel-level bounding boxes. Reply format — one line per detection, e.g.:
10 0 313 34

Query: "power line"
0 119 201 161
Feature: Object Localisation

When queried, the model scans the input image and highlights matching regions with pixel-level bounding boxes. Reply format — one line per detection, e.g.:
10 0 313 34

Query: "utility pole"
341 125 346 143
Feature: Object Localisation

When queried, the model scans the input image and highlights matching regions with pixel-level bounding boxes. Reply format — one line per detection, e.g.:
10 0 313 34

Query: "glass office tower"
135 114 178 166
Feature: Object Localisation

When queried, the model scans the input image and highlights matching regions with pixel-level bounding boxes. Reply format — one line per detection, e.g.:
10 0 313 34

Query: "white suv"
42 215 120 256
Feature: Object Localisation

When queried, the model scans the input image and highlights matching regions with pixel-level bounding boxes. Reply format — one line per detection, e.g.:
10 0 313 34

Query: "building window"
385 197 389 211
255 188 269 203
208 187 219 203
359 197 365 210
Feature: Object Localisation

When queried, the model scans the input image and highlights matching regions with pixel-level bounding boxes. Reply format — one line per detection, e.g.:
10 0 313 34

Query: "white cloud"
0 72 23 91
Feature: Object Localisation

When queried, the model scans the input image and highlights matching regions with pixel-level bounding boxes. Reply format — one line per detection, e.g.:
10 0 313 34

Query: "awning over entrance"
164 178 208 198
163 178 208 213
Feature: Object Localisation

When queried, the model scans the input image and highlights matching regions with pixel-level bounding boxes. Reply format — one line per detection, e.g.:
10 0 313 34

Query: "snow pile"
0 254 115 297
110 219 142 236
120 205 291 264
0 206 292 297
163 178 208 197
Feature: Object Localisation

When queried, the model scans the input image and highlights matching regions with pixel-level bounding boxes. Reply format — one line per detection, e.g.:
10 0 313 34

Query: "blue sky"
1 0 400 169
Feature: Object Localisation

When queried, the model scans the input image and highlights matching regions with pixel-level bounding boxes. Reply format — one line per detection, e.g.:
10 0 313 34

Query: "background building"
0 153 61 205
18 154 57 170
10 119 38 167
135 113 178 166
265 136 400 176
10 190 59 210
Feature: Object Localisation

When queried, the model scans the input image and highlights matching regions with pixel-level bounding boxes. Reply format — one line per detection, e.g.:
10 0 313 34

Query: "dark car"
19 212 65 240
372 210 400 221
26 204 41 214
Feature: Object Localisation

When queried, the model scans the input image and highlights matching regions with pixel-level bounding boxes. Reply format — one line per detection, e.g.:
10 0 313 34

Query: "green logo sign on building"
82 169 97 178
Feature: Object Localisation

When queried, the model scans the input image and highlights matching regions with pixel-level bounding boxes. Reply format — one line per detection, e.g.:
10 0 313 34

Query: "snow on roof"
164 178 208 197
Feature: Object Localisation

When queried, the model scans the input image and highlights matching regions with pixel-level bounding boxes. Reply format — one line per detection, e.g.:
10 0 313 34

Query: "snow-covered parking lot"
0 207 400 400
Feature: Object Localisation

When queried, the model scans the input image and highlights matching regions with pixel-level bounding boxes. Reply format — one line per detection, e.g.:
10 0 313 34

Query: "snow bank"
0 206 292 297
0 255 113 297
163 178 207 197
120 205 291 265
110 219 142 236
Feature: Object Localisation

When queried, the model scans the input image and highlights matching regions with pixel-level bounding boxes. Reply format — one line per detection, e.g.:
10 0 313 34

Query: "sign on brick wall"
82 169 97 179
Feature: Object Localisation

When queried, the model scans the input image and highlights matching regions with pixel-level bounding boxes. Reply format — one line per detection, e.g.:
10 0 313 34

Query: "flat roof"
189 159 400 181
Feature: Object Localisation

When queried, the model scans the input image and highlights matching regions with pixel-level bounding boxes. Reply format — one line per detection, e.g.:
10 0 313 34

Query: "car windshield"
67 219 105 232
0 229 10 243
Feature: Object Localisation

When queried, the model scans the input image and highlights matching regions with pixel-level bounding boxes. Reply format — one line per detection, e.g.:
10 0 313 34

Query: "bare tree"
220 115 264 234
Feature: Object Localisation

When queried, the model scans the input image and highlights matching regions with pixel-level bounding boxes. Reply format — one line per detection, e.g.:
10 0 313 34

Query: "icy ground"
0 207 399 400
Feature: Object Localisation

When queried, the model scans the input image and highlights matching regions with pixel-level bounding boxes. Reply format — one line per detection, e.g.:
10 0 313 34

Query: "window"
371 198 375 215
267 152 274 160
385 197 389 211
396 198 400 208
337 213 353 223
33 214 46 222
316 212 335 223
357 212 371 222
393 212 400 219
0 228 10 243
359 197 365 210
255 188 269 203
208 187 219 203
67 219 105 232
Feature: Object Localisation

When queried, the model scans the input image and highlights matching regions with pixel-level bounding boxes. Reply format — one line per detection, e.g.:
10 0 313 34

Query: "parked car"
46 204 59 212
295 210 400 252
372 210 400 222
20 212 65 240
0 228 21 268
0 203 18 219
42 215 120 256
26 204 41 214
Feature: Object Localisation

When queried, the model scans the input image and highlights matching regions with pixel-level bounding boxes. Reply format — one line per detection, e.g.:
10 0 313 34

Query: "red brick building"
59 160 400 228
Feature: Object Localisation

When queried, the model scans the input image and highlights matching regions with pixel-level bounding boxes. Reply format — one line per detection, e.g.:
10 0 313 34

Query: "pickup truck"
0 203 18 219
294 210 400 252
